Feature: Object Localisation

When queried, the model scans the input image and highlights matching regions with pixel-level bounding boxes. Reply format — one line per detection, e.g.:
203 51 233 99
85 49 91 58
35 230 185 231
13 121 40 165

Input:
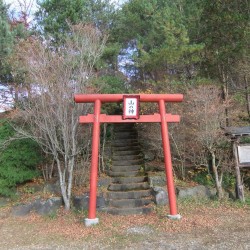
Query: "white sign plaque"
238 145 250 164
125 98 138 117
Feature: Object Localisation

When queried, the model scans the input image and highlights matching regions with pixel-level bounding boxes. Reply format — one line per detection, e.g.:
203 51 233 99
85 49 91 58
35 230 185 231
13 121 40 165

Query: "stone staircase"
104 123 153 215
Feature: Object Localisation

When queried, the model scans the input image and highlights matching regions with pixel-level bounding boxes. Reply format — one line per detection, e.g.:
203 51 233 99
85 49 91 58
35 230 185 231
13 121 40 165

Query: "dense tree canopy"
0 1 13 82
110 0 204 80
199 0 250 81
36 0 116 43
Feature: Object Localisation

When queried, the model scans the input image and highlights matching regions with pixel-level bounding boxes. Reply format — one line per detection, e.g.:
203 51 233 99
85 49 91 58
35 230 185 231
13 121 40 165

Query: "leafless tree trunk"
233 139 245 202
211 150 224 199
244 75 250 118
186 85 232 199
14 24 106 210
219 64 230 126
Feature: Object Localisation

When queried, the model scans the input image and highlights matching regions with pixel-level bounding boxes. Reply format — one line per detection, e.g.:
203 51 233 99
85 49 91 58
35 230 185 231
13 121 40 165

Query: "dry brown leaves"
2 201 247 243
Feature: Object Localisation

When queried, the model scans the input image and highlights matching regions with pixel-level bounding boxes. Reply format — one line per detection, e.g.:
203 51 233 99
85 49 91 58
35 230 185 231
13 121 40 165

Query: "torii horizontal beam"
74 93 183 103
79 114 180 123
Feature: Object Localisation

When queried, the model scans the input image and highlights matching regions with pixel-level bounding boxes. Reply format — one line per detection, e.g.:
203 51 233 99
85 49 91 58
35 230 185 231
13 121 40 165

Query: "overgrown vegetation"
0 119 41 196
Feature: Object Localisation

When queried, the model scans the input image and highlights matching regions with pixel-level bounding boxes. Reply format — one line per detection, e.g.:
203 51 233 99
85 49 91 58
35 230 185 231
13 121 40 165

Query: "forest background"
0 0 250 209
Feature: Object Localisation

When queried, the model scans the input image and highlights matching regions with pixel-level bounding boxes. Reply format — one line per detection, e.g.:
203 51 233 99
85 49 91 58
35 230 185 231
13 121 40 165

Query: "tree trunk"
211 151 223 199
219 65 230 126
14 85 19 107
66 157 74 210
244 75 250 119
232 139 245 202
56 158 71 211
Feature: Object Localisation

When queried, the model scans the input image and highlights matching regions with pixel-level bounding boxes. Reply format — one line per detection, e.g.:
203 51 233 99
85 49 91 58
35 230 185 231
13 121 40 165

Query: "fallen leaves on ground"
1 200 248 244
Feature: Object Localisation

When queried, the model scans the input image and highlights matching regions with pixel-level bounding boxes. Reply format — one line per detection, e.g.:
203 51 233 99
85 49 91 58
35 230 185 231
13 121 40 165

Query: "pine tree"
111 0 203 81
35 0 115 44
0 0 14 82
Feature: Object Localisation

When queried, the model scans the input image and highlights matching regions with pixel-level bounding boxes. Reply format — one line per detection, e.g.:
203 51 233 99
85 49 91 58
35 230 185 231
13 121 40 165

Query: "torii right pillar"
159 99 181 220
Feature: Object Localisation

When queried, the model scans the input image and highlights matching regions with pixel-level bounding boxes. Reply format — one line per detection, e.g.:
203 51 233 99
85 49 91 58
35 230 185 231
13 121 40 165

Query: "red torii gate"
74 94 183 226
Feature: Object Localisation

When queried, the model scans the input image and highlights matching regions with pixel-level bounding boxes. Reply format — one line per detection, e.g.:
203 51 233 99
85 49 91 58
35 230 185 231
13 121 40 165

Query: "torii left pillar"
84 99 101 226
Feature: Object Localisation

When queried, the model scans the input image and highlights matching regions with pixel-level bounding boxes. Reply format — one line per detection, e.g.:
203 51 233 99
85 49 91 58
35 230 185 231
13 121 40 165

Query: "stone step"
113 138 138 142
108 182 150 191
113 129 136 133
113 135 137 141
112 154 142 161
114 135 138 140
104 123 151 216
110 165 141 172
112 176 147 184
112 142 140 148
106 190 151 199
114 130 137 134
113 150 141 156
109 198 152 208
113 124 135 130
107 170 142 177
112 159 144 166
112 146 141 152
113 130 136 134
114 131 137 139
101 206 152 215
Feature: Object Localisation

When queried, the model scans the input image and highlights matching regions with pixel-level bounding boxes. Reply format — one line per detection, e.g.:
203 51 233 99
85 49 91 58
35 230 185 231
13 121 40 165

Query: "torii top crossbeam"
74 93 183 103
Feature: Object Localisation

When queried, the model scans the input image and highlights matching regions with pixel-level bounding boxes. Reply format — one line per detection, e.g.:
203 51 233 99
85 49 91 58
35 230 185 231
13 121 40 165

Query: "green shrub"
193 169 236 190
97 75 127 94
193 171 215 187
0 119 42 196
240 137 250 144
222 173 236 190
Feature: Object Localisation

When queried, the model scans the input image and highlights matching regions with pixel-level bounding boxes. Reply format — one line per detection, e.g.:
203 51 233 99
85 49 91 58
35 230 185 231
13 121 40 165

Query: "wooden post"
232 138 245 202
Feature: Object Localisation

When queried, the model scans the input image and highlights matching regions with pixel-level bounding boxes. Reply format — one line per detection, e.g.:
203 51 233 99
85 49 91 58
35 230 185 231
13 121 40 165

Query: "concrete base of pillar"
84 218 99 227
167 214 182 220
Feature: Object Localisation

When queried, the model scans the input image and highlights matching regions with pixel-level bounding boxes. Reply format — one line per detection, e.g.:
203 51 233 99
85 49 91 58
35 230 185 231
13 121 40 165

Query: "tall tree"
111 0 203 81
186 85 232 199
15 23 107 210
0 0 34 110
0 0 14 82
198 0 250 125
35 0 115 43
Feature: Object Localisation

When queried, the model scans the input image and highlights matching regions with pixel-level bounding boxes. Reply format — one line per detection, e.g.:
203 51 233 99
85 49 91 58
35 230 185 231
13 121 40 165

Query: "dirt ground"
0 199 249 250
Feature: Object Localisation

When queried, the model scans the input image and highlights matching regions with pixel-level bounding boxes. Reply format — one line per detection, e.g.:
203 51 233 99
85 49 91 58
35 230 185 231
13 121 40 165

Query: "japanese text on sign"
123 95 140 119
125 98 137 116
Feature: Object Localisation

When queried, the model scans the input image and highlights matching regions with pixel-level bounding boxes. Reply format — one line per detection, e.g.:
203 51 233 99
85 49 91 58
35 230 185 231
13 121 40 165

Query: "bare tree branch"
13 23 107 210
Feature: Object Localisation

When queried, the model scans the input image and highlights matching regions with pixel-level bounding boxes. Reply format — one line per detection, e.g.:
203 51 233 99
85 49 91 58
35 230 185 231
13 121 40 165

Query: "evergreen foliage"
0 1 14 82
0 0 31 84
111 0 204 80
35 0 116 43
198 0 250 79
98 75 127 94
0 1 13 58
0 120 42 196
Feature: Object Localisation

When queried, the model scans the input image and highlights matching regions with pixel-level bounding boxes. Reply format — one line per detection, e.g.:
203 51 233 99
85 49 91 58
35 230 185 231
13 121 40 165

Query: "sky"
4 0 38 24
4 0 21 8
4 0 37 11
